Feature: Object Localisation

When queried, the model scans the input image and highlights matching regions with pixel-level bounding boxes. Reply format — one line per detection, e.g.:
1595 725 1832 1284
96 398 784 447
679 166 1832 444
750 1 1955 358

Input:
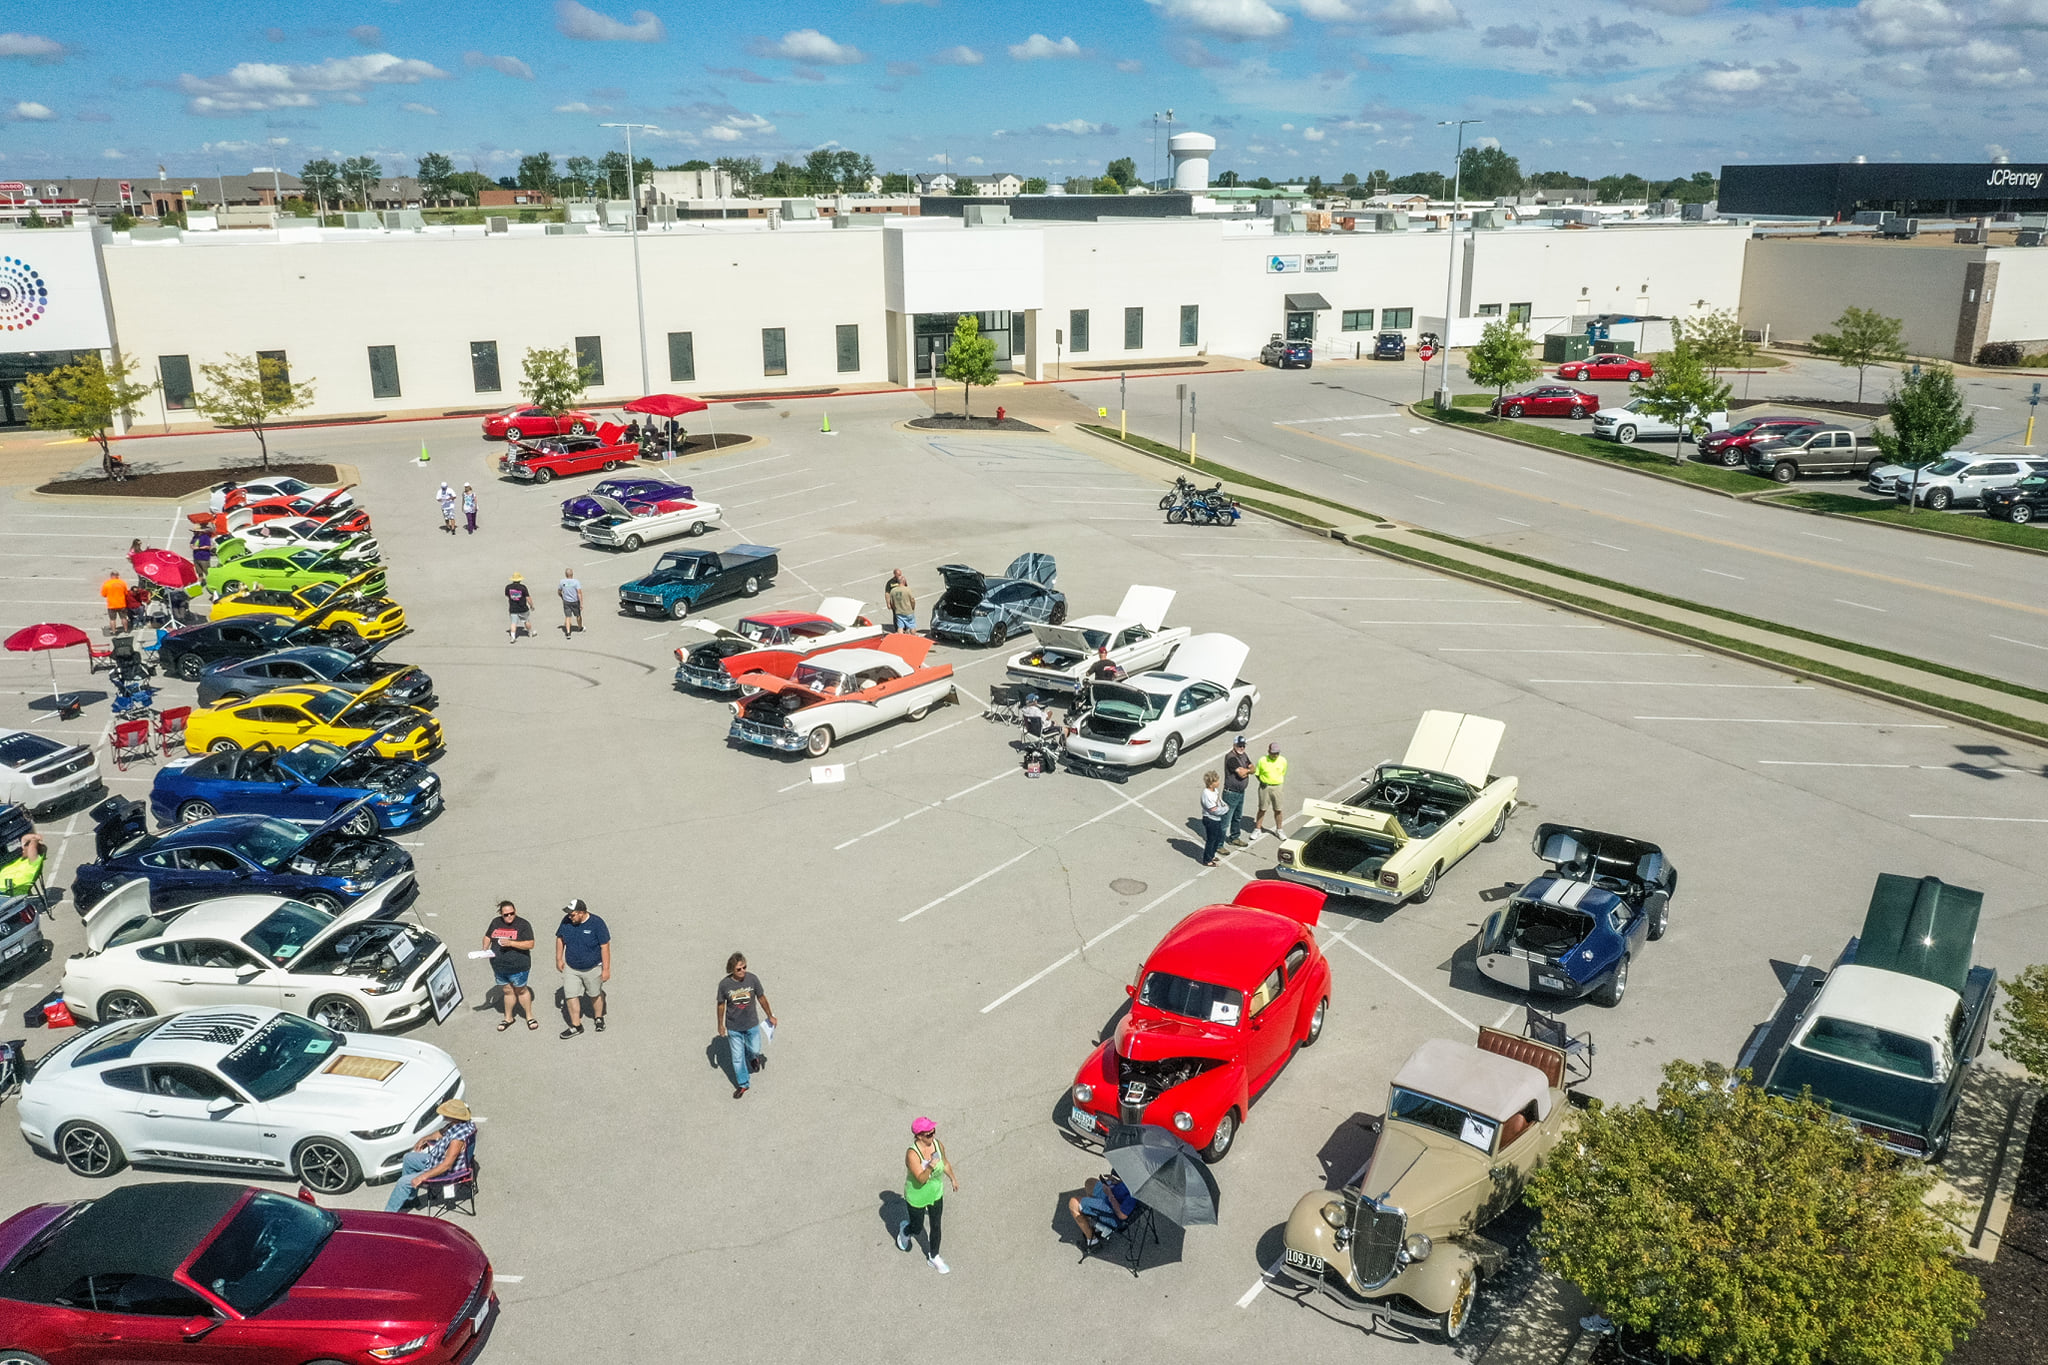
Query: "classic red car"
481 404 598 441
192 494 372 537
728 634 956 757
1555 353 1654 382
1488 385 1600 419
1067 881 1331 1162
499 423 640 483
674 597 883 694
0 1182 494 1365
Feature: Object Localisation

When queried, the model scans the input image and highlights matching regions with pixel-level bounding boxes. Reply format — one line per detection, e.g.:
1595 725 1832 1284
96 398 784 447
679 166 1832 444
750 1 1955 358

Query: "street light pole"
602 121 657 394
1434 118 1481 409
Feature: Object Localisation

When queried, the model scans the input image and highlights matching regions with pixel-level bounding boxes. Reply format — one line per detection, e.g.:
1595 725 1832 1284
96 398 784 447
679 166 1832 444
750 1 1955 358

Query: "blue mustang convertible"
1473 823 1677 1008
150 735 442 832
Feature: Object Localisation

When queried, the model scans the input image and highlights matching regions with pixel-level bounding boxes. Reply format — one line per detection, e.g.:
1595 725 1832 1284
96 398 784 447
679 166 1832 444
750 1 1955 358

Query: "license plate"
1087 750 1106 760
1284 1248 1326 1273
1067 1109 1101 1138
471 1291 491 1334
1538 975 1567 990
2 942 23 961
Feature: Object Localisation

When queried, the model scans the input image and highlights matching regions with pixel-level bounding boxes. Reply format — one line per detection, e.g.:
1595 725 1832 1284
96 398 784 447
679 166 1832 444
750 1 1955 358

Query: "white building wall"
1739 238 1974 358
1986 247 2048 346
1460 224 1748 328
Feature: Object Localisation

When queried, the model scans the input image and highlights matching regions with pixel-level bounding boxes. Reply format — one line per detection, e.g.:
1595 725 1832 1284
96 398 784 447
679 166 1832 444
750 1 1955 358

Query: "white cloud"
704 112 775 141
0 31 66 62
8 100 56 121
1929 37 2032 84
1303 125 1326 140
1281 121 1295 129
1372 0 1465 33
1987 142 2010 159
465 52 535 79
1571 97 1598 113
179 53 450 115
966 155 986 165
1697 64 1767 92
934 45 984 65
1298 0 1368 18
1629 0 1712 11
1851 0 1964 51
555 0 666 42
756 29 865 64
553 101 608 113
1009 33 1084 59
1145 0 1289 39
1038 118 1116 135
102 147 122 159
402 102 440 115
351 25 383 48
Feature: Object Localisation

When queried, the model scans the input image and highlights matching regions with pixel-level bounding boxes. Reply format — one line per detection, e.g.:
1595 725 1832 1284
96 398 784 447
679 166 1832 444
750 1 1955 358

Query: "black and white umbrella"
1105 1123 1221 1227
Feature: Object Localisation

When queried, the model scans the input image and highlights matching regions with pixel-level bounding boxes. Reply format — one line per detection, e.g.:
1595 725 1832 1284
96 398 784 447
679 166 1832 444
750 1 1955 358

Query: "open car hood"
1114 584 1175 630
1116 1012 1238 1061
735 675 828 704
302 873 418 952
1402 711 1504 789
590 493 635 520
818 597 863 627
83 876 156 954
1161 633 1248 688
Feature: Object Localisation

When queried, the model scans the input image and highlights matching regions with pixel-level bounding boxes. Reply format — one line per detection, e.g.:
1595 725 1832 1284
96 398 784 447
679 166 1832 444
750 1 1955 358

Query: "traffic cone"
419 442 430 463
820 412 833 434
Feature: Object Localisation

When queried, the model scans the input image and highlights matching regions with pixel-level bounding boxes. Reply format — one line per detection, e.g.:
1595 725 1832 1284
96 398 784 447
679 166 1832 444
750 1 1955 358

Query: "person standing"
1198 771 1227 867
1253 740 1288 840
437 483 458 535
462 484 478 535
100 571 130 632
555 898 610 1038
885 570 916 634
1222 736 1253 848
505 573 532 642
484 900 537 1032
895 1117 959 1274
558 570 583 638
715 953 778 1100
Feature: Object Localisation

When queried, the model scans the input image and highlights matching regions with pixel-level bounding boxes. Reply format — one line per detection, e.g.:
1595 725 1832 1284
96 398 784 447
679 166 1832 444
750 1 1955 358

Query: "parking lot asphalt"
2 399 2045 1364
1085 358 2048 689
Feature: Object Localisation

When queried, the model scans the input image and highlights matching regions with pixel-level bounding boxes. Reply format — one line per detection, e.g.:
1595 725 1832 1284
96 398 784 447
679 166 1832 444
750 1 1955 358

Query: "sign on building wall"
1304 252 1338 273
1267 254 1302 274
0 230 112 352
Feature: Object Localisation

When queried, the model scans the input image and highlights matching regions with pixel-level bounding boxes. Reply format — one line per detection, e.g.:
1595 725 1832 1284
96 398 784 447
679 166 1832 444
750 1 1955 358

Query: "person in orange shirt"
100 571 130 631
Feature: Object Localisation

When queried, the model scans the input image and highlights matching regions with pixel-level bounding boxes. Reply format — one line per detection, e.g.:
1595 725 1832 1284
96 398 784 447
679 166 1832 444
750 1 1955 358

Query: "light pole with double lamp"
601 122 657 394
1434 118 1481 410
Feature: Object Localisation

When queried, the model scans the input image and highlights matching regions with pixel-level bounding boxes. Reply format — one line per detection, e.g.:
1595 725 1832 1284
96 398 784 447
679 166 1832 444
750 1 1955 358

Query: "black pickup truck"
617 544 779 621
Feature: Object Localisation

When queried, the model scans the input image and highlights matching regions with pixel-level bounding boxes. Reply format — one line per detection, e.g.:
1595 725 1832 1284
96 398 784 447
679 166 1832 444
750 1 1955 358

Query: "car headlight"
1172 1111 1193 1133
1319 1200 1346 1230
1072 1084 1093 1105
368 1335 430 1360
360 982 395 995
1401 1233 1433 1264
351 1122 403 1139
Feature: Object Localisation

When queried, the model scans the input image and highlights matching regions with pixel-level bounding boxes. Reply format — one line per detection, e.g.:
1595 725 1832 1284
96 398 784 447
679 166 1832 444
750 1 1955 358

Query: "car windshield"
1139 971 1244 1026
226 818 309 871
294 649 352 677
299 583 336 607
1089 685 1167 723
791 665 848 694
187 1191 338 1316
651 556 701 582
270 479 310 496
1926 458 1969 477
278 743 346 783
2017 476 2048 491
242 901 336 966
216 1012 343 1101
299 689 351 722
1797 1017 1937 1080
285 551 323 569
737 620 782 644
1388 1085 1498 1153
73 1018 167 1067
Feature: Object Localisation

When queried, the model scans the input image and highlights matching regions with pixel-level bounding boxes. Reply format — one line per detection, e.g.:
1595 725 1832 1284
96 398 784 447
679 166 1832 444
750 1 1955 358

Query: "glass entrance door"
1285 311 1315 342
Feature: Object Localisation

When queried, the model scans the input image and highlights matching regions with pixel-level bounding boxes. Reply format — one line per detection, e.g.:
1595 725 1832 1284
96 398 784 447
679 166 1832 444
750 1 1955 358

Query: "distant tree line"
1211 143 1719 204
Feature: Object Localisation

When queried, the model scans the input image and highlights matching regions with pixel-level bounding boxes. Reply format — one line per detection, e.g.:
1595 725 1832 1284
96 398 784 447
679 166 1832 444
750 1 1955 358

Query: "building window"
1508 302 1533 326
1179 305 1199 347
1124 307 1144 350
1069 309 1090 354
366 345 401 399
1477 303 1503 318
668 332 695 383
574 336 604 386
160 355 194 410
762 327 787 377
836 324 860 374
1381 308 1414 330
1341 310 1373 332
470 341 501 394
255 350 290 404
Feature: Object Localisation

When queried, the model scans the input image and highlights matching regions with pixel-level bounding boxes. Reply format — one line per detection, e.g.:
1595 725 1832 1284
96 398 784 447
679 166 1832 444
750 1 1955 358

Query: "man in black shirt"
716 952 778 1099
484 900 537 1031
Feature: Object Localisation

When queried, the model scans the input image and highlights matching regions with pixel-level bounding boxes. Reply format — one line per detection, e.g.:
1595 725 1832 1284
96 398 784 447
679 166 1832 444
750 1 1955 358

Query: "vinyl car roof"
1394 1038 1553 1122
1147 906 1304 989
0 1182 248 1303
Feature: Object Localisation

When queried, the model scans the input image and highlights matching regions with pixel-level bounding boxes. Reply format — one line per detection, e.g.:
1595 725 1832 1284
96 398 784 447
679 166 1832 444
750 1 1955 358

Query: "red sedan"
1555 353 1654 382
499 424 641 483
481 404 597 441
1066 881 1331 1162
1488 385 1600 419
0 1182 494 1365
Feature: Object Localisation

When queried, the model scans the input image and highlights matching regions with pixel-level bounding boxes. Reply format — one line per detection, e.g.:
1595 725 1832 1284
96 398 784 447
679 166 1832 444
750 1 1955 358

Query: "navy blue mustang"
150 735 442 833
1474 823 1677 1008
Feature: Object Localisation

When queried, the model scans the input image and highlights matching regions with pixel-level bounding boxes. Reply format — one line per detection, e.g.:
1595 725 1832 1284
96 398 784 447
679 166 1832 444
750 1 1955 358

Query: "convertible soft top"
1394 1037 1553 1122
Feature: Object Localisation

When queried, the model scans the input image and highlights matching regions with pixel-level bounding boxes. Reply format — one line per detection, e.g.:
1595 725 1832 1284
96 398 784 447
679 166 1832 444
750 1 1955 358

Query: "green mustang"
205 546 379 598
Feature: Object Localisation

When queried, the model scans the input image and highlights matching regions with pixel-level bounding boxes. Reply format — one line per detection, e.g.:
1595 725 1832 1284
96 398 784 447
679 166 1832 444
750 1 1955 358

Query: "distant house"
970 173 1024 198
914 173 957 195
479 188 555 208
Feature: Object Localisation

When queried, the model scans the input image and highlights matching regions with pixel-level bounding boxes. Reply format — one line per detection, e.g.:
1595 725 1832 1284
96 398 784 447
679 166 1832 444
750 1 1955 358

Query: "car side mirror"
206 1095 240 1116
1125 983 1138 999
180 1315 220 1342
235 965 261 981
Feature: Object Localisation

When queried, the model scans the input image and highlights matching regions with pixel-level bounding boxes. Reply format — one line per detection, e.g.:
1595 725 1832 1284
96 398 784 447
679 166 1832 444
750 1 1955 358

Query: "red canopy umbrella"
128 549 199 589
624 394 709 418
4 622 92 706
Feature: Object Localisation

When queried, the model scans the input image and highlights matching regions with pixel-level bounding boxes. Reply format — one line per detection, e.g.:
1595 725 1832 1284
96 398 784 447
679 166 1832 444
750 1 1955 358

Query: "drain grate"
1110 878 1147 897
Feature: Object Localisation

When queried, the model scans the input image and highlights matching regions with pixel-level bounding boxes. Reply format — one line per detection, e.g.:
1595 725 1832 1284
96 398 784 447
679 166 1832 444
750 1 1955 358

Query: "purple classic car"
561 477 694 527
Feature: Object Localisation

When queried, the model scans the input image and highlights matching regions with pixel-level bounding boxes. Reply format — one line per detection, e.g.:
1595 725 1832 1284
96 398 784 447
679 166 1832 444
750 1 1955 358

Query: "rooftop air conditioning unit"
1372 212 1407 232
2017 228 2046 247
1878 217 1919 238
963 204 1011 226
487 216 509 234
1469 208 1509 230
1852 210 1893 226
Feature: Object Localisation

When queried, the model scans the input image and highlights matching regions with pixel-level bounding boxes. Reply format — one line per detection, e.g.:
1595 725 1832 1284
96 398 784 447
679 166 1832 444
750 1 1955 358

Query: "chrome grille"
1351 1198 1406 1290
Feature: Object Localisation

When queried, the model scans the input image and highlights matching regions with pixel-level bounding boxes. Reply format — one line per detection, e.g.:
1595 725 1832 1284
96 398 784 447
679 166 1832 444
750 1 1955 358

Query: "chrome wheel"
1157 733 1182 768
623 534 643 552
97 990 154 1021
1232 697 1253 730
178 799 217 823
293 1138 362 1194
805 727 834 758
1485 805 1509 842
1597 955 1629 1007
58 1122 124 1178
1201 1110 1237 1163
1437 1268 1477 1340
1412 863 1441 903
342 807 377 838
310 996 369 1032
1303 996 1328 1046
207 738 240 754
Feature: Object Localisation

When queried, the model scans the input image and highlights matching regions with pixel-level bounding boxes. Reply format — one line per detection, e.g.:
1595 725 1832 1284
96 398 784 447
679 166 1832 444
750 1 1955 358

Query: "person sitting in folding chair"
0 834 46 904
386 1099 476 1213
1068 1173 1139 1251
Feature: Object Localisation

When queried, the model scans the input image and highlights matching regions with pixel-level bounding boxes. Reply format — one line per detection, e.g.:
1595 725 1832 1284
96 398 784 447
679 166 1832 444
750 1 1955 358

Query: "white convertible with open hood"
1061 633 1258 777
1004 585 1188 694
1278 711 1518 905
578 492 724 551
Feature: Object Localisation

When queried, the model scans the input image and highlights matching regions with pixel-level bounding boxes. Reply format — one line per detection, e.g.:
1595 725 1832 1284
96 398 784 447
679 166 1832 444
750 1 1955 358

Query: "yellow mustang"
184 683 444 762
209 568 407 641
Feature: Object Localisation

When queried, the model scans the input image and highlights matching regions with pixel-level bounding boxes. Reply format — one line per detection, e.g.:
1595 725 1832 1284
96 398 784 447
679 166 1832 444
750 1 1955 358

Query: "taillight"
1378 871 1400 888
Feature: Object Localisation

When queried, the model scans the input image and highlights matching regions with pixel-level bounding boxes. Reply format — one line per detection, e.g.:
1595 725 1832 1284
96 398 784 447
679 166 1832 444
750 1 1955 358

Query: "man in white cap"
436 483 457 534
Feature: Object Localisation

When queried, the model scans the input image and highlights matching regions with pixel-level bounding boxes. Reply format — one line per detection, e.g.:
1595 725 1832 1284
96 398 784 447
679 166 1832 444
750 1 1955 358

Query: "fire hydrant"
995 406 1006 423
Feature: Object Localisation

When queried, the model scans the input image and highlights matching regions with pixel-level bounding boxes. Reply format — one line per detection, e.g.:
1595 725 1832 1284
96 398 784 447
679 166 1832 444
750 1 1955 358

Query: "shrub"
1975 341 2023 367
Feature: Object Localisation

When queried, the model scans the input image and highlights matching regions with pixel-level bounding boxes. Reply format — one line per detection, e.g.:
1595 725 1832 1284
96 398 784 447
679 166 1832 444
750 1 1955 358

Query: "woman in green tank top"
896 1116 960 1274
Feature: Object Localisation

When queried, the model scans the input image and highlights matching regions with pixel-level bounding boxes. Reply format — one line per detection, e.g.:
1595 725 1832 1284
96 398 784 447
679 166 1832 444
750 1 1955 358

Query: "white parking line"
1801 531 1844 542
1925 556 1973 568
1585 540 1630 552
1636 716 1949 727
1519 467 1546 475
1237 1258 1285 1309
697 451 794 475
1700 568 1744 579
1442 648 1700 656
898 847 1039 922
713 467 810 492
1692 508 1729 518
1342 473 1370 485
1497 517 1531 527
1761 761 2034 772
1324 929 1476 1031
164 506 183 550
1413 495 1445 505
1833 599 1887 612
1530 679 1811 688
1992 634 2048 652
1909 814 2048 823
745 500 858 531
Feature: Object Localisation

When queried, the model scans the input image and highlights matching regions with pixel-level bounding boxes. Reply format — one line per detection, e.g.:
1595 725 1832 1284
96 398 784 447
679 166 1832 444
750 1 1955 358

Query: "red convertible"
481 404 597 441
1555 353 1654 382
499 423 640 483
1488 385 1600 419
1067 881 1331 1162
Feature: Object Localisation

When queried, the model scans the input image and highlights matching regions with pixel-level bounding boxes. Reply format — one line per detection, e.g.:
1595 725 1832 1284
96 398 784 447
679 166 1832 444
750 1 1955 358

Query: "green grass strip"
1079 424 1379 521
1413 403 1763 494
1406 527 2048 709
1233 495 1334 529
1769 491 2048 553
1348 534 2048 742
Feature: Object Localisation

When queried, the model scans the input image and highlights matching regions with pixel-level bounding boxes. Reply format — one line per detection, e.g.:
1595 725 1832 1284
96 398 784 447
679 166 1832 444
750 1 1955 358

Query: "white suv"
1894 454 2048 510
1591 399 1730 444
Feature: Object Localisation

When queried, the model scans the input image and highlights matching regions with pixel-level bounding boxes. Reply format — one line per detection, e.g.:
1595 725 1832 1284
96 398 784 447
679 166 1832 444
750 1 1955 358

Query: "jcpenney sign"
1988 168 2045 188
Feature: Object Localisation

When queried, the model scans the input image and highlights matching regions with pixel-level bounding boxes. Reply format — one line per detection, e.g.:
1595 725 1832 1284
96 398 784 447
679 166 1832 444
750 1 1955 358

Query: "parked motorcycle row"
1159 476 1242 527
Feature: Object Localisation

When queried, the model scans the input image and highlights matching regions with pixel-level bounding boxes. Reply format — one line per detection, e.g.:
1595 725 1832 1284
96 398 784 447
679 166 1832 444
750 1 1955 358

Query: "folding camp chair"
110 720 155 772
1526 1004 1595 1085
156 707 191 756
412 1127 481 1218
86 640 114 674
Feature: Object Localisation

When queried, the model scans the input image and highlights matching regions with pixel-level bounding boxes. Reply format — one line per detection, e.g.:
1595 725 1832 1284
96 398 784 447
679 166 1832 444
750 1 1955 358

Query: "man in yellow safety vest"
1252 742 1288 840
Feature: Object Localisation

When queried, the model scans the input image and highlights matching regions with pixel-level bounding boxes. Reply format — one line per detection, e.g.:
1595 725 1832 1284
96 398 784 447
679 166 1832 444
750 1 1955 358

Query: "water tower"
1169 132 1217 191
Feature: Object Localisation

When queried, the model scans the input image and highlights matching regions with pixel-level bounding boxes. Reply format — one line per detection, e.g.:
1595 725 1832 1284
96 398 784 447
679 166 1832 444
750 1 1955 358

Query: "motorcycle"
1168 484 1240 526
1158 476 1199 511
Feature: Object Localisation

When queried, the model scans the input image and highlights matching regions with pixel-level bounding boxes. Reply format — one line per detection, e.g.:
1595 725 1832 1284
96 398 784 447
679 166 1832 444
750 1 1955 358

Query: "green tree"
938 314 998 418
1105 156 1138 191
713 155 762 195
1214 169 1240 188
110 210 139 232
447 170 492 206
1995 964 2048 1081
561 156 597 199
596 150 630 198
19 353 158 469
1388 169 1446 197
415 152 455 205
1463 320 1539 405
1339 171 1359 188
1630 337 1733 462
520 345 588 415
1092 175 1121 195
880 172 913 193
1457 144 1522 198
339 156 381 209
516 152 559 194
1811 306 1907 402
1021 177 1048 195
1528 169 1580 190
1873 365 1975 504
1685 308 1752 377
1594 172 1648 203
192 354 316 471
675 159 712 172
1527 1058 1982 1365
299 158 340 217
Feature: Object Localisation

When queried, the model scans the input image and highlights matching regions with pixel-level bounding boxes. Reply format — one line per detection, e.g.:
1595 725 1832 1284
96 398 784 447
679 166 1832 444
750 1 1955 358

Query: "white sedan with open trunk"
1061 634 1258 777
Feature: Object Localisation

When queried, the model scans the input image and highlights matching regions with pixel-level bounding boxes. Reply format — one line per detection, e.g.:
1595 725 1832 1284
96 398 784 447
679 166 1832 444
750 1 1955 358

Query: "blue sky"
1 0 2039 185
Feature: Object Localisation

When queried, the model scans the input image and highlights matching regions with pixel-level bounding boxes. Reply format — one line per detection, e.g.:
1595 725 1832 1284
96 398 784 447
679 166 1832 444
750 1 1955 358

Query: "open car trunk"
1299 824 1400 880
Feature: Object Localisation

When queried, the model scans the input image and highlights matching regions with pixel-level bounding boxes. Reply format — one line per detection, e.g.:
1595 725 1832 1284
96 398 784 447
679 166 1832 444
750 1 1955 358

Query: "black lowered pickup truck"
617 544 779 620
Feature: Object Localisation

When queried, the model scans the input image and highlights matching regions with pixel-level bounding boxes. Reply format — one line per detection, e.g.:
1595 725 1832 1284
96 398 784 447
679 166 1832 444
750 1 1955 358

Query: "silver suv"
1894 455 2048 510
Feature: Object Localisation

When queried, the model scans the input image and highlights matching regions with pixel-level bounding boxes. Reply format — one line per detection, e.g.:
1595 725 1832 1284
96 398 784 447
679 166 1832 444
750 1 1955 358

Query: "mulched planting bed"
1731 396 1889 418
907 414 1045 432
1953 1092 2048 1365
36 463 343 499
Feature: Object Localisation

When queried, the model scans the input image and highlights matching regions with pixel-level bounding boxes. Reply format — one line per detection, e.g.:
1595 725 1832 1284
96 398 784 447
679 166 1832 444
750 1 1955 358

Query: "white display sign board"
0 228 111 352
1304 252 1339 273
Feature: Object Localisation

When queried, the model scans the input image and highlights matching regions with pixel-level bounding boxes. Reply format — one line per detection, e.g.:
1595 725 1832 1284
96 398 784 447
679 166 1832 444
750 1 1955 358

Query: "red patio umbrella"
128 549 200 589
624 394 709 418
5 622 92 706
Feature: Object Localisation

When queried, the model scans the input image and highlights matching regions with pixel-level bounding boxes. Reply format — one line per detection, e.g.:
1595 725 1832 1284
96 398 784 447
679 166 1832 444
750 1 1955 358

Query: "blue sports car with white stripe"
1474 824 1677 1008
150 736 442 833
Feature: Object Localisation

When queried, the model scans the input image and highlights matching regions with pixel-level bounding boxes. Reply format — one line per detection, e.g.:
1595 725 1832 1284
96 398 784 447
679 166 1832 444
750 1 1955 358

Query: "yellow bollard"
1120 408 1127 440
1189 434 1197 464
2027 413 2037 447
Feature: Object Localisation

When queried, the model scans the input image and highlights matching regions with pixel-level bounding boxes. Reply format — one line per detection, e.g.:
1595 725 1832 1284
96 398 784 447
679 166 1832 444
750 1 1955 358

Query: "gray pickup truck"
1745 425 1882 482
